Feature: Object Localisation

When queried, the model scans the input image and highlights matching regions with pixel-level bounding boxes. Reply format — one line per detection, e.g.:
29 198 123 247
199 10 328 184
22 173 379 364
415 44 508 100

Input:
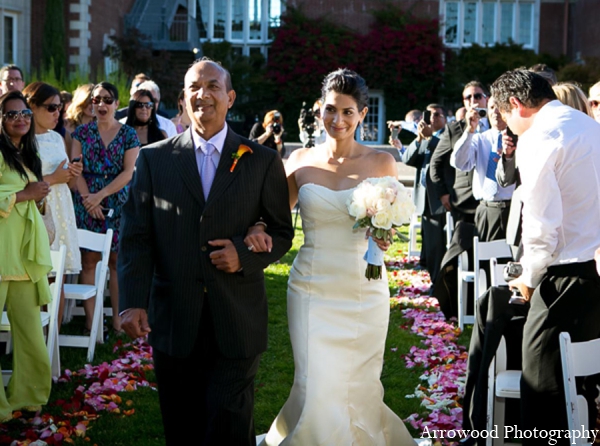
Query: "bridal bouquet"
347 176 415 280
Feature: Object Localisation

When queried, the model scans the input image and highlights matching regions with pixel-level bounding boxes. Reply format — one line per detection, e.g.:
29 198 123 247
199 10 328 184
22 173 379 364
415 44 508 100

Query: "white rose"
348 201 368 220
390 198 415 225
371 199 393 229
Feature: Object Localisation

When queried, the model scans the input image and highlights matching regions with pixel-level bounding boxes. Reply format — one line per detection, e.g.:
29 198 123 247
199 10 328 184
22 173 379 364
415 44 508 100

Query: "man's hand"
502 131 516 158
416 120 433 141
209 239 242 272
465 108 481 133
508 278 535 301
121 308 151 339
440 194 452 211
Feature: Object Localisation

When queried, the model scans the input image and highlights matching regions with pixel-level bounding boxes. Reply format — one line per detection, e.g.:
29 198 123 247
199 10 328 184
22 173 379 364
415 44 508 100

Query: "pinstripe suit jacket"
118 127 294 358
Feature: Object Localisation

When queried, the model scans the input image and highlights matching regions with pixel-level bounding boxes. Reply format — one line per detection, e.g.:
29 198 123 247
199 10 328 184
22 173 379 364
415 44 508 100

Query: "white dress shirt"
191 123 228 179
516 100 600 287
451 128 515 201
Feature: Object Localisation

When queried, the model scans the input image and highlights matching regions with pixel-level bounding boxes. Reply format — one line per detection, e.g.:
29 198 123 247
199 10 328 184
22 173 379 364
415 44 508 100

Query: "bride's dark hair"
321 69 369 110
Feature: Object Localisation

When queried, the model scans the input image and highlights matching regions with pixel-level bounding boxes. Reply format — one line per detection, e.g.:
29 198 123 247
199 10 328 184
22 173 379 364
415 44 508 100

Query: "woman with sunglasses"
71 82 140 335
0 91 53 420
124 89 167 147
23 81 84 331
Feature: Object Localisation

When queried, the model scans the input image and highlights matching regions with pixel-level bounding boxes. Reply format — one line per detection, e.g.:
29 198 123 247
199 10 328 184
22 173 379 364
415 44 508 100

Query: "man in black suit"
429 81 489 225
118 58 294 445
398 103 447 285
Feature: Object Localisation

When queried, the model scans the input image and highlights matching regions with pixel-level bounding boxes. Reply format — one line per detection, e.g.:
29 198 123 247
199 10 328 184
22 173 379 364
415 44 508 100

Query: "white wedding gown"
259 184 416 446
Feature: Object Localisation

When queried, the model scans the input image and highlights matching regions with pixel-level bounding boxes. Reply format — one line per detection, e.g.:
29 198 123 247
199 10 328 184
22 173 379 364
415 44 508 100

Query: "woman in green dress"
0 90 53 421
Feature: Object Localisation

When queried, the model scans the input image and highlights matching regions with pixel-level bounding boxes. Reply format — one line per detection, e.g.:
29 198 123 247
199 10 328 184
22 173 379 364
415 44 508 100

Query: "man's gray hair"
136 80 160 98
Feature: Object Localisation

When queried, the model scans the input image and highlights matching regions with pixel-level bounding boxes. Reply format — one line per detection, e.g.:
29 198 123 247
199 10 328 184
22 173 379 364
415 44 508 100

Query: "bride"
247 69 417 446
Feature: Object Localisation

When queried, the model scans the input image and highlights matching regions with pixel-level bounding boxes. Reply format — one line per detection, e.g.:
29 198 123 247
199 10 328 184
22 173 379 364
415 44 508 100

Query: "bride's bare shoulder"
363 146 398 176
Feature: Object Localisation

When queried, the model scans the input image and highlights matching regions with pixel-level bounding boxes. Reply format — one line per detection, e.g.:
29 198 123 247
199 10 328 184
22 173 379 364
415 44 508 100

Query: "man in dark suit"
398 103 447 285
118 58 294 445
429 81 489 225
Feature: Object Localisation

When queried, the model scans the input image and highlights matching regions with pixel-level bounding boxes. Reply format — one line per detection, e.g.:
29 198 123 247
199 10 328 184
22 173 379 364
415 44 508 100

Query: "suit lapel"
205 128 242 208
172 130 206 207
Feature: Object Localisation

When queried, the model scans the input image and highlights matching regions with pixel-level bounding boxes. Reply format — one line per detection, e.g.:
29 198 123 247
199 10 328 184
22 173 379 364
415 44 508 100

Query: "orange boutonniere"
230 144 253 172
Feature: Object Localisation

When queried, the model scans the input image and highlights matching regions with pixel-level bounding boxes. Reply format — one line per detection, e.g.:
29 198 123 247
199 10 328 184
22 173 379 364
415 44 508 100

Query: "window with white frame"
356 92 385 145
198 0 282 57
2 13 17 65
441 0 539 51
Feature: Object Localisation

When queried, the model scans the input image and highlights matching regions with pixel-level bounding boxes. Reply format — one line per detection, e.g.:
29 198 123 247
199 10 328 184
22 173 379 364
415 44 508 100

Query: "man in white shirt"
451 96 516 241
491 69 600 444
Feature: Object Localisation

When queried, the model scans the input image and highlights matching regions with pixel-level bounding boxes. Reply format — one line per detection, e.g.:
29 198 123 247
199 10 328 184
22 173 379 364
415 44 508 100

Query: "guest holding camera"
0 91 52 420
71 82 140 334
451 96 516 242
250 110 285 157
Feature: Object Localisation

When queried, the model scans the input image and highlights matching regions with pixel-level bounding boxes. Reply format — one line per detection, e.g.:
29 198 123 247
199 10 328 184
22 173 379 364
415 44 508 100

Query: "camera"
503 262 527 305
272 112 282 136
475 108 487 118
299 102 316 148
503 262 523 281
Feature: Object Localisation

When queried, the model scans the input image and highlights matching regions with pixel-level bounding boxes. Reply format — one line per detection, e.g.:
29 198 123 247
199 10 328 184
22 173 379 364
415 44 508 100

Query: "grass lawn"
0 221 469 445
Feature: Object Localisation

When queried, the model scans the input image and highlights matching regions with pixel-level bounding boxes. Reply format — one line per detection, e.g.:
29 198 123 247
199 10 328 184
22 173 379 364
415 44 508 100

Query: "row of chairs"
409 212 599 445
0 229 113 386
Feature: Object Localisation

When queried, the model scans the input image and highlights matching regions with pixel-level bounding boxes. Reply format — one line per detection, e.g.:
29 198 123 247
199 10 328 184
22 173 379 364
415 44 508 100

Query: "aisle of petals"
0 338 154 446
387 256 467 442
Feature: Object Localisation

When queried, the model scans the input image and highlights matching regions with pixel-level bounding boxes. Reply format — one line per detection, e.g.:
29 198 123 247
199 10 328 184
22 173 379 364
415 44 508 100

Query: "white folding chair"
445 211 454 249
458 237 512 330
560 332 600 446
408 212 421 258
485 257 522 446
60 229 112 362
1 245 66 386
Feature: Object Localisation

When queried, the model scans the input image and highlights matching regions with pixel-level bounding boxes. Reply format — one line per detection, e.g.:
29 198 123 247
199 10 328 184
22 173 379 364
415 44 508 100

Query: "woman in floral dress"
71 82 140 334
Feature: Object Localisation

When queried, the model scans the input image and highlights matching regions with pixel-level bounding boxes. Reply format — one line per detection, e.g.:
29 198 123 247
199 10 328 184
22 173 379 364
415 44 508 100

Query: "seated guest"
451 96 516 241
588 81 600 123
0 91 53 420
125 89 167 147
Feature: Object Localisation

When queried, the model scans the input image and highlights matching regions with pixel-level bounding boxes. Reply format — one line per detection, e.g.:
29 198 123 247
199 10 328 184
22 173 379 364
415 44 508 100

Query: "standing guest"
552 82 592 117
249 110 286 157
455 106 467 122
397 104 448 285
298 99 326 147
0 65 25 93
451 96 515 241
170 89 191 134
118 58 294 446
23 82 83 330
114 73 151 120
430 81 489 225
60 91 73 116
125 89 167 147
493 70 600 444
529 63 557 86
129 80 177 137
71 82 140 334
0 91 52 420
64 84 94 136
588 81 600 123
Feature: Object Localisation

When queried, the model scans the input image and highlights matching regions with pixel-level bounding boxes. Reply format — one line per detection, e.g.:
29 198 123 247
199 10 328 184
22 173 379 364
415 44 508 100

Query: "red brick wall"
88 0 136 74
538 2 567 58
285 0 440 34
570 0 600 60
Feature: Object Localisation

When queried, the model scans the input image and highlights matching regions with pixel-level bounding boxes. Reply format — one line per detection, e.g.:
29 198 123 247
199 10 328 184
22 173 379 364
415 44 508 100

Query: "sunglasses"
40 103 63 113
3 109 33 121
463 93 486 101
134 101 154 109
91 96 116 105
590 100 600 108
